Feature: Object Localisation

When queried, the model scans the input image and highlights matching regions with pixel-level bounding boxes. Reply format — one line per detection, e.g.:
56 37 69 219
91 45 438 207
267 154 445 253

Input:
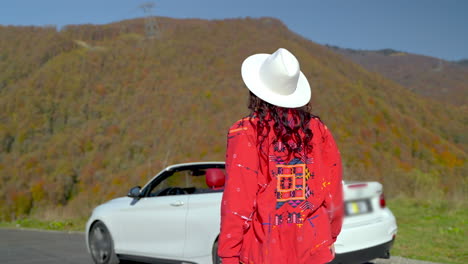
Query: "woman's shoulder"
228 115 257 135
309 116 325 129
309 116 332 140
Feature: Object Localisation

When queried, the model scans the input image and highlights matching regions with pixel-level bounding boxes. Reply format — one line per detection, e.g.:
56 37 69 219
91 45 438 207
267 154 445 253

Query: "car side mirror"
127 186 142 198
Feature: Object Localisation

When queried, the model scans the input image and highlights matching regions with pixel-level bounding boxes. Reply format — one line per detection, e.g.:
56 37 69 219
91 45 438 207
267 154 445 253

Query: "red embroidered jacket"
219 116 343 264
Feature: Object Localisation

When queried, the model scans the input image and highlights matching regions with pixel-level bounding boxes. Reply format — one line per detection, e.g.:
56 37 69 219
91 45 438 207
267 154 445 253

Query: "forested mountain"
327 46 468 106
0 17 466 221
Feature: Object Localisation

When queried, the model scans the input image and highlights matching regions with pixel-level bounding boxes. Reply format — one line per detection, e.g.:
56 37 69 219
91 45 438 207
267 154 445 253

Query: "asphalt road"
0 228 443 264
1 228 90 264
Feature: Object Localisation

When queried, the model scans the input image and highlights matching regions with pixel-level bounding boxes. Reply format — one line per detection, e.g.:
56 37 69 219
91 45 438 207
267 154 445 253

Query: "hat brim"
241 53 311 108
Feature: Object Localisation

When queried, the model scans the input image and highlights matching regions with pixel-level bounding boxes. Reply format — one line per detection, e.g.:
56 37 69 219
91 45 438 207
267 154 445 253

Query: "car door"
184 192 223 258
117 171 190 259
183 168 225 259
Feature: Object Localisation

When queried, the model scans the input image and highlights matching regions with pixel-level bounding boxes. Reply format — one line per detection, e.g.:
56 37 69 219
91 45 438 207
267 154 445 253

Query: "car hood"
92 196 133 214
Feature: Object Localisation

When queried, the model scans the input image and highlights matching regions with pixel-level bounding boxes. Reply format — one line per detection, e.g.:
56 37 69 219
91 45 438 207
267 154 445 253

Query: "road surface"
1 228 90 264
0 228 443 264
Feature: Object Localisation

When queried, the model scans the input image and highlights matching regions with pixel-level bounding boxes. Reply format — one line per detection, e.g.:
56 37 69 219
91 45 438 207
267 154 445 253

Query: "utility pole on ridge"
140 1 162 39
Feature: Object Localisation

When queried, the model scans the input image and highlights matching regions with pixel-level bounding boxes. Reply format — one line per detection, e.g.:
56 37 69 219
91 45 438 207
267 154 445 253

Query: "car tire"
212 240 221 264
89 221 119 264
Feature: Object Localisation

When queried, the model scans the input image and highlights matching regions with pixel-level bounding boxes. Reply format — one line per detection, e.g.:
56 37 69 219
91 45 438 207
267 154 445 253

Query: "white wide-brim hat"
241 48 311 108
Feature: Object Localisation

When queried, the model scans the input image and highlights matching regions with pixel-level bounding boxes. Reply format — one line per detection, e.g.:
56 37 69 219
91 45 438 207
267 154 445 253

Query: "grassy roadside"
1 198 466 263
388 197 467 264
0 218 87 232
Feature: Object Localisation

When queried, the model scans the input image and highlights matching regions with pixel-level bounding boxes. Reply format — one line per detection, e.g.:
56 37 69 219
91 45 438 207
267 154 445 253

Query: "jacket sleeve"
322 125 344 243
218 124 259 264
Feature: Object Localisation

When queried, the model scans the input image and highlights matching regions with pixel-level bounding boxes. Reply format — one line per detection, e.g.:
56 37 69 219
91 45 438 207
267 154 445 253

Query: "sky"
1 0 467 61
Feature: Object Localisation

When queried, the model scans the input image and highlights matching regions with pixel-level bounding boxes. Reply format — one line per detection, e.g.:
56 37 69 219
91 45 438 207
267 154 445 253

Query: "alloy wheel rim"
90 224 111 264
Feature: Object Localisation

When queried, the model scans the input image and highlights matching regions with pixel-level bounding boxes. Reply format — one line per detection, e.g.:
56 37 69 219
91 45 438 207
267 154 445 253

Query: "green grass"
388 197 467 264
0 218 86 232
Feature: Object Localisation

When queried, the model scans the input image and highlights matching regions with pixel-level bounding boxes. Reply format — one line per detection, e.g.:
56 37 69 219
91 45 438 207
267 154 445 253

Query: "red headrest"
206 169 225 190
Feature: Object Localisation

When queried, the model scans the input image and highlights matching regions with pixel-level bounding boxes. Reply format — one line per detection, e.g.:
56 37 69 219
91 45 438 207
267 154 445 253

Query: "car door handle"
170 200 184 207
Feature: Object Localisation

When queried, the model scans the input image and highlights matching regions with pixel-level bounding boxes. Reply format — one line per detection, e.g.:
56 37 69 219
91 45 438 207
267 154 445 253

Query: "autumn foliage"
0 17 466 221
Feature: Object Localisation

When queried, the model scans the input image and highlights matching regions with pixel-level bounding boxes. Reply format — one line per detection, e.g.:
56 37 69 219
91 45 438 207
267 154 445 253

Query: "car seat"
205 168 225 190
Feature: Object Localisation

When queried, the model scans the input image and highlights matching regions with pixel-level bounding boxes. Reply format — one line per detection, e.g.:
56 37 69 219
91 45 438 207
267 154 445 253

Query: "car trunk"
342 181 385 228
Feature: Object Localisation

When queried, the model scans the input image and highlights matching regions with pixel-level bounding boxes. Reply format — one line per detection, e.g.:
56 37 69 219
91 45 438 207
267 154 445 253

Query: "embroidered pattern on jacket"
275 158 313 210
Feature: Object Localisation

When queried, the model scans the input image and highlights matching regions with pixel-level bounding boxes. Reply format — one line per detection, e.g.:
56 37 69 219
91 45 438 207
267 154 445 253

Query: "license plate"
345 199 372 216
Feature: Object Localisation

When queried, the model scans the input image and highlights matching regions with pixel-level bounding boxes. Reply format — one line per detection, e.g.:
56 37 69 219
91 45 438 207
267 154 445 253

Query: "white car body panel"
336 207 396 254
86 162 397 264
184 193 222 258
335 181 397 254
172 192 224 264
116 195 188 258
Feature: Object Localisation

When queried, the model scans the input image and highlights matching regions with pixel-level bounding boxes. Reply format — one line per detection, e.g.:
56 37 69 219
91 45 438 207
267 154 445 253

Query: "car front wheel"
89 221 119 264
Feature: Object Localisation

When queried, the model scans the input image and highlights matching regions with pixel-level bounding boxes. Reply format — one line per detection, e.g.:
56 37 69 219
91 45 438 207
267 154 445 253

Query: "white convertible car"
86 162 397 264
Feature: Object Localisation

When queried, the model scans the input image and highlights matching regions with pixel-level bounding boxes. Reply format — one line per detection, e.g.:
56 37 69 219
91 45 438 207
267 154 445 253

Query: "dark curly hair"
248 92 318 158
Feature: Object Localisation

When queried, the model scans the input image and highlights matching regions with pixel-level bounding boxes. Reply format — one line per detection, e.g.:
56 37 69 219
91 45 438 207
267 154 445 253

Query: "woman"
219 48 343 264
